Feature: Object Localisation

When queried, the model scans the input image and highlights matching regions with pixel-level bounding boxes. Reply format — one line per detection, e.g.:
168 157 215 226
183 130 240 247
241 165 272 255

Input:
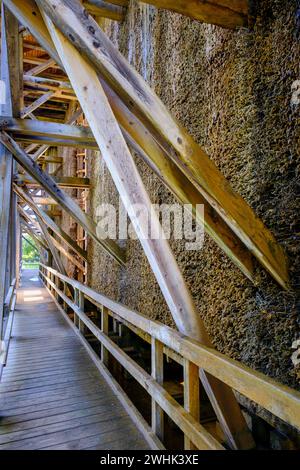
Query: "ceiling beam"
16 174 91 189
0 117 97 148
2 0 62 66
139 1 248 29
83 1 125 21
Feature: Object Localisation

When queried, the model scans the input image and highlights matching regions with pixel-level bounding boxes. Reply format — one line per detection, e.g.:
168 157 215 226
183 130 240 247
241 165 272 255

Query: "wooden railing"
0 277 17 377
39 264 300 450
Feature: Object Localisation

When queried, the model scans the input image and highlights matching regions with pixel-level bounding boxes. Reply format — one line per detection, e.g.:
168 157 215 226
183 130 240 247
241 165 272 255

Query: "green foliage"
22 236 40 263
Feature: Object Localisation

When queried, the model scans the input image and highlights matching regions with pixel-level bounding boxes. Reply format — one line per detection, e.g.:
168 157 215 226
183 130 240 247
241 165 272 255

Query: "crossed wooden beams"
0 0 286 451
1 0 288 289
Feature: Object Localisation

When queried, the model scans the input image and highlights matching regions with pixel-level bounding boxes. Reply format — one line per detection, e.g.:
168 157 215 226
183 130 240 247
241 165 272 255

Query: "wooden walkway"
0 270 149 450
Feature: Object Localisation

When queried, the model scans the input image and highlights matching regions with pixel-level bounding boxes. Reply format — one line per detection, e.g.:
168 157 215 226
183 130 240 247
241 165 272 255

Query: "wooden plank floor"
0 270 149 450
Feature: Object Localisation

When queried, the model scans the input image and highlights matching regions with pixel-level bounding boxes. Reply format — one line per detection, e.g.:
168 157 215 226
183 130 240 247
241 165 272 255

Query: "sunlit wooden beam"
83 1 125 21
139 1 248 29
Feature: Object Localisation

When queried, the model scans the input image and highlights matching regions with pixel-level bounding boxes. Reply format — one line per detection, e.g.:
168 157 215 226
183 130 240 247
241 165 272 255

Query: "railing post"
63 281 67 311
78 290 85 335
54 275 58 301
151 338 164 441
74 287 79 327
184 359 200 450
101 306 109 366
49 272 53 293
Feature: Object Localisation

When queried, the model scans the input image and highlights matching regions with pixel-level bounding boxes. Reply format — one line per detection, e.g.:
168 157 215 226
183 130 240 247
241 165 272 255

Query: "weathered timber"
23 74 72 91
32 197 57 205
42 13 254 450
139 0 248 29
41 264 300 435
0 117 94 143
0 132 125 266
20 90 57 119
3 0 62 66
16 174 91 189
101 79 254 281
7 0 254 280
48 233 85 272
0 6 20 341
31 108 83 161
39 0 288 289
14 184 88 262
83 1 125 21
28 58 57 76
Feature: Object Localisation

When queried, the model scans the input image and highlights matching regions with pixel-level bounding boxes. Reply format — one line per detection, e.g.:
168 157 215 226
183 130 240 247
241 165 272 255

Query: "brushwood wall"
87 0 300 390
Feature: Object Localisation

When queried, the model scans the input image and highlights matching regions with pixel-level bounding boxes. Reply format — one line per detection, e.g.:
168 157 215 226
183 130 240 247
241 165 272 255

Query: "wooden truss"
0 0 290 451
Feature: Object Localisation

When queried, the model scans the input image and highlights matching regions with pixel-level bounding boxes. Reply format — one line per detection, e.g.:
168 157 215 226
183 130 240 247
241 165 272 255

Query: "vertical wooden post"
184 359 200 450
101 306 109 366
0 5 20 342
74 287 79 327
78 290 85 334
63 281 67 311
151 338 164 441
51 272 54 294
47 269 51 291
15 210 21 288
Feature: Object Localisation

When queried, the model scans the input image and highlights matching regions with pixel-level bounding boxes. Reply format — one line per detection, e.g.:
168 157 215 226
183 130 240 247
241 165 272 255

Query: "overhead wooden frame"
0 0 289 451
0 118 97 147
29 0 288 290
0 132 125 266
3 0 288 289
14 184 88 262
82 0 126 21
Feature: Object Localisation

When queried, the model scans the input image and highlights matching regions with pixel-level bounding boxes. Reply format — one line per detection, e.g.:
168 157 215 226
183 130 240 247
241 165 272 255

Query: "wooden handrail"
39 264 300 447
4 278 16 309
0 278 17 374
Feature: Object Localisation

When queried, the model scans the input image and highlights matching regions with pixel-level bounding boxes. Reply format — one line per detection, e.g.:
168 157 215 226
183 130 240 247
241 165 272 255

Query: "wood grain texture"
38 0 288 289
0 270 149 450
139 1 248 29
